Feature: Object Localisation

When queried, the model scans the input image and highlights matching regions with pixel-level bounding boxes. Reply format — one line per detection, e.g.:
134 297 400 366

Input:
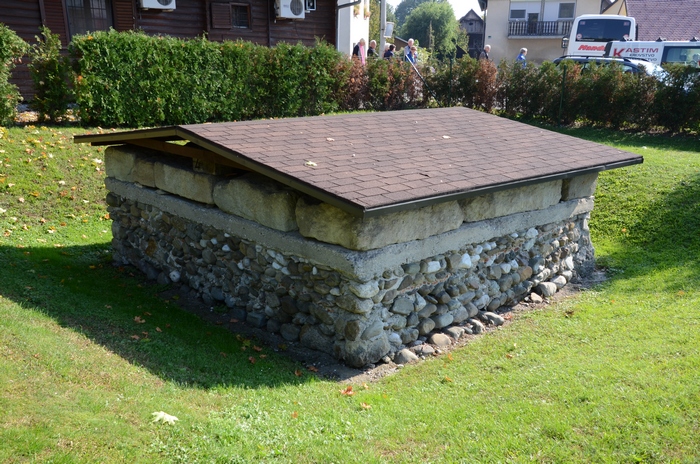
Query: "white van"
604 40 700 66
562 15 636 57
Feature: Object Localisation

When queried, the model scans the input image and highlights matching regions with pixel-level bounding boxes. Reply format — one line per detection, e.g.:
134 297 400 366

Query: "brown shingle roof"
76 107 642 217
627 0 700 41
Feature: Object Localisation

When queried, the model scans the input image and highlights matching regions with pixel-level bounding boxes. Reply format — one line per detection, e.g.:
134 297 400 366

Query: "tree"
369 0 397 44
400 1 459 54
394 0 430 29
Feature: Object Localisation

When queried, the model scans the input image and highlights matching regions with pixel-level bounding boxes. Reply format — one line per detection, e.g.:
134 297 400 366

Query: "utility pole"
379 0 387 56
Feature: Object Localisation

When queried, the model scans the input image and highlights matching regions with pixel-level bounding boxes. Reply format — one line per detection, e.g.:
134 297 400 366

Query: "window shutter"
113 0 135 31
211 3 233 29
41 0 70 46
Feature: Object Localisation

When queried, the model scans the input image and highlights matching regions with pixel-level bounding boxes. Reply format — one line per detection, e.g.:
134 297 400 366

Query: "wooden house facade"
2 0 340 100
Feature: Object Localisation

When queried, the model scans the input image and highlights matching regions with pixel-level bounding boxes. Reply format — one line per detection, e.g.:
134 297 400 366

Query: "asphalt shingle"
78 107 643 217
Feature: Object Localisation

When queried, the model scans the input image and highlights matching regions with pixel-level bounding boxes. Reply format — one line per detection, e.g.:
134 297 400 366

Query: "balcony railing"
508 20 573 37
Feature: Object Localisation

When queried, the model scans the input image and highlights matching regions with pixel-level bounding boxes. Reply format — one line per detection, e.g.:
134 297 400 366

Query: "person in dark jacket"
479 44 491 60
352 38 366 65
383 44 396 59
367 40 378 58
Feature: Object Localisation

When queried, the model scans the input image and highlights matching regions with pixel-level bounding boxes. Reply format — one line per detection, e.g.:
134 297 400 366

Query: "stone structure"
77 107 642 368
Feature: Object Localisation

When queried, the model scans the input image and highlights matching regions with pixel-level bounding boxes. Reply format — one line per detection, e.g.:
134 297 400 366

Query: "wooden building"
2 0 354 100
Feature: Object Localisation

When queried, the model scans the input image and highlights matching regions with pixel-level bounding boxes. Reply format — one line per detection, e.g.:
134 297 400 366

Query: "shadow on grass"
559 128 700 287
0 241 315 390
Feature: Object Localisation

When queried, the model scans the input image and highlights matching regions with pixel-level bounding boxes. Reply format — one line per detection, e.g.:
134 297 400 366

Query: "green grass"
1 123 699 463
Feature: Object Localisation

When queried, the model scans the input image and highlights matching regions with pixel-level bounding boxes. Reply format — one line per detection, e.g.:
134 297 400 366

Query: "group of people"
352 37 418 64
479 44 528 66
353 40 528 67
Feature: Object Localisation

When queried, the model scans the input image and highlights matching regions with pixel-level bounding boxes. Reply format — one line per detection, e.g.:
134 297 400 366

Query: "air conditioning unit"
275 0 305 19
140 0 176 10
305 0 316 12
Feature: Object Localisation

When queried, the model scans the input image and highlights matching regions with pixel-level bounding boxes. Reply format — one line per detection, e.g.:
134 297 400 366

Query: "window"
576 19 632 42
211 2 251 29
510 9 526 19
65 0 114 38
558 3 575 19
231 5 250 28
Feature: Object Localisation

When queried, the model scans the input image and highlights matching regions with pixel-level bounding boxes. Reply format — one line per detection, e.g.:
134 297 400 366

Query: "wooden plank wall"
205 0 335 47
1 0 44 101
2 0 337 102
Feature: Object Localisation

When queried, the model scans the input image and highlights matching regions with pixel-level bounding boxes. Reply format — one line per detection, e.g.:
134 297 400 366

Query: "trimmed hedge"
0 23 29 125
4 25 694 133
69 31 425 126
70 31 356 126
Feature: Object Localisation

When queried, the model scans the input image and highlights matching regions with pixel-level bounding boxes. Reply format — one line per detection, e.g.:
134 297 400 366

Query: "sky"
384 0 483 20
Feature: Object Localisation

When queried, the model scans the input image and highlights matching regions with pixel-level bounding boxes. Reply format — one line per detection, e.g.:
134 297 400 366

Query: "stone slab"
104 145 157 188
214 173 299 232
562 173 598 201
460 180 562 223
105 178 594 282
295 197 464 251
154 159 218 205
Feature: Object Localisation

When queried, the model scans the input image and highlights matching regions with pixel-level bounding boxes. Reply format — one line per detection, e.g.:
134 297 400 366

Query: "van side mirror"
561 37 569 49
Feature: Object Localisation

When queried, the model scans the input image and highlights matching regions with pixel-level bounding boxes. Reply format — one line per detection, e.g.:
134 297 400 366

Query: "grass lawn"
1 123 699 463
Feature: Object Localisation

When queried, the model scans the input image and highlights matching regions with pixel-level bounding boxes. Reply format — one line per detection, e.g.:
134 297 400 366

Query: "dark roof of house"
627 0 700 41
75 107 642 218
459 9 483 23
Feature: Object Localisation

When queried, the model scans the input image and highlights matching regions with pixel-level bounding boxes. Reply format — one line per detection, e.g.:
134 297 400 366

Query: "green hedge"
0 23 29 125
69 31 426 126
10 26 690 134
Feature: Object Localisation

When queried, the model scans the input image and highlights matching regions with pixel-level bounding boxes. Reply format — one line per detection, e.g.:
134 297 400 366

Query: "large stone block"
213 173 299 232
341 332 390 367
104 145 157 187
561 173 598 200
154 159 218 205
295 197 464 251
460 180 562 223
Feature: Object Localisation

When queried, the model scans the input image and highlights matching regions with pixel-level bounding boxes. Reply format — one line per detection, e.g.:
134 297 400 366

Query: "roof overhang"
75 108 643 219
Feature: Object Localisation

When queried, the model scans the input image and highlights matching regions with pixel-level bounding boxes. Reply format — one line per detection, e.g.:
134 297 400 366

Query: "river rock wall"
104 145 598 367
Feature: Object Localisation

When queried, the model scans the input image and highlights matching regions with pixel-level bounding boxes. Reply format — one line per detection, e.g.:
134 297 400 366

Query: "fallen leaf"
443 376 453 383
340 385 354 396
253 345 263 352
130 335 140 340
259 354 267 359
307 365 318 372
505 353 514 359
134 316 145 324
294 369 303 377
248 356 256 364
304 160 317 167
230 318 239 323
362 382 369 390
360 402 371 410
220 352 227 358
156 327 162 332
447 353 454 361
144 312 152 316
291 411 298 419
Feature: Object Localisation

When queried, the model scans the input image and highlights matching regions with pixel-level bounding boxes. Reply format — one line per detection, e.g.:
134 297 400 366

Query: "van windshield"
576 19 632 42
663 46 700 65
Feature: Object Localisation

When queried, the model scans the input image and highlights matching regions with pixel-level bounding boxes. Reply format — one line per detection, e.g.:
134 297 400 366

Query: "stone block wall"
104 145 598 367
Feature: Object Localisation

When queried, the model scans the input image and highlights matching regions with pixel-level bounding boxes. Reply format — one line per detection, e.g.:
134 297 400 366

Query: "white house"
479 0 623 63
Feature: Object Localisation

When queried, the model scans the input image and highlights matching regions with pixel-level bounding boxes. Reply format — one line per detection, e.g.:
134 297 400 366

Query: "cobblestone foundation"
107 188 594 367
